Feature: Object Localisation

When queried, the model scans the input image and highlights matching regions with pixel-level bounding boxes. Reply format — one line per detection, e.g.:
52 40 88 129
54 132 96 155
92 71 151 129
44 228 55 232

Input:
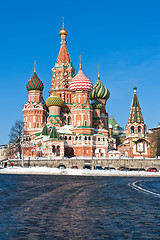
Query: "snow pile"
0 167 160 177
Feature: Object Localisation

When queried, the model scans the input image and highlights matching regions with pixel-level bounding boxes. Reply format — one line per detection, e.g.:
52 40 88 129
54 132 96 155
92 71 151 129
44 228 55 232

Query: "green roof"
42 123 49 136
50 126 59 139
128 88 144 124
109 117 122 129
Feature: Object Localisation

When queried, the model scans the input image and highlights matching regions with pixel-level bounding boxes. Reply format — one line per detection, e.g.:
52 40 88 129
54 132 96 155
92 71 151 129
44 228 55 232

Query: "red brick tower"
49 22 75 125
22 64 47 136
46 90 63 127
70 63 93 135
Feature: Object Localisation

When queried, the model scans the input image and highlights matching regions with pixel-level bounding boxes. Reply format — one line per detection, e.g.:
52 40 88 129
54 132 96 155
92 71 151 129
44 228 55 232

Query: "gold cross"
98 64 100 77
34 60 36 72
79 55 82 68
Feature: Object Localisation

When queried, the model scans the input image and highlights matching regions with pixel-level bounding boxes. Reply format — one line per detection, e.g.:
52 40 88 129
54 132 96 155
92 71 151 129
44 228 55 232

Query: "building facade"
22 24 110 159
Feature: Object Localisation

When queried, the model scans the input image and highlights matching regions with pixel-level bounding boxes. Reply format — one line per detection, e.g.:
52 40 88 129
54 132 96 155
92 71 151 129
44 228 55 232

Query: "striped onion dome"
91 99 103 110
70 66 93 92
46 91 63 107
26 71 44 91
89 73 110 100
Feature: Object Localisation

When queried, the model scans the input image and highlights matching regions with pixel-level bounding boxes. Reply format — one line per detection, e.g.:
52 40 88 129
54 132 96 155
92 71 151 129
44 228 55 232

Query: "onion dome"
26 69 44 91
91 99 103 110
70 65 93 92
46 91 63 107
89 72 110 100
59 22 68 36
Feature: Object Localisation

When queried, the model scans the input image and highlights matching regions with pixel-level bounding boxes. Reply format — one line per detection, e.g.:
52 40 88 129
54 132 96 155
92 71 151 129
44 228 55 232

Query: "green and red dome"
26 71 44 91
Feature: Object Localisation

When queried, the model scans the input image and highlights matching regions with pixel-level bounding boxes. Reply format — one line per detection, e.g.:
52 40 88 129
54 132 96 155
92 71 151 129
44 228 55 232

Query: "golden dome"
59 23 68 36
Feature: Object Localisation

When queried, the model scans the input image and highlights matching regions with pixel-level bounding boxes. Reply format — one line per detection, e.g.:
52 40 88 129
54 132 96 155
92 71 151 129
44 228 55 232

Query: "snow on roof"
57 125 73 134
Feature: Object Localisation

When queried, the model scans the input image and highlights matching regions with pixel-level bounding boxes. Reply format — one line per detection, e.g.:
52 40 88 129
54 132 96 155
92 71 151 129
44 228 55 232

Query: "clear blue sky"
0 0 160 145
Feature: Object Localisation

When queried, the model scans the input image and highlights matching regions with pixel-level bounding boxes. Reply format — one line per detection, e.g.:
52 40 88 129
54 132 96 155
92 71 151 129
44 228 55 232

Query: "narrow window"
52 146 55 153
68 116 71 125
131 126 134 133
138 126 141 133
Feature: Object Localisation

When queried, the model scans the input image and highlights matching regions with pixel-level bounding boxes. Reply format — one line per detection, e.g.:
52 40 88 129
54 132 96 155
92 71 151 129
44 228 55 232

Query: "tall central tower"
49 23 75 124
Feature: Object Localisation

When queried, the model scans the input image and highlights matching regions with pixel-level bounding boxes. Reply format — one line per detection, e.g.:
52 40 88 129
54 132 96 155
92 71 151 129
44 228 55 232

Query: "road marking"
129 181 160 198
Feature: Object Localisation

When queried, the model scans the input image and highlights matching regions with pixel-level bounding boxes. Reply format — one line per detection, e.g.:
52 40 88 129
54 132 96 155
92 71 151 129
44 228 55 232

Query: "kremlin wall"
7 23 154 168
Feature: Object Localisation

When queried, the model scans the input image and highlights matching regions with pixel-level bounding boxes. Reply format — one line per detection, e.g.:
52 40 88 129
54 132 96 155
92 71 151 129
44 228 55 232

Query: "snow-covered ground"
0 167 160 177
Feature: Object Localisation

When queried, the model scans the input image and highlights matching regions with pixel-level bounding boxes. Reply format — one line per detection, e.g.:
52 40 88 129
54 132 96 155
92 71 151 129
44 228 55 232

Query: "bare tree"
8 120 24 159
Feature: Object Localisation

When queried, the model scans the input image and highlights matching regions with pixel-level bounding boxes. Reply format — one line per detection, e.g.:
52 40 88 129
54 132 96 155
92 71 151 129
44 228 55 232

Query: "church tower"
70 63 93 134
90 70 110 134
49 22 75 125
126 86 146 137
22 63 47 136
46 90 63 127
118 85 150 157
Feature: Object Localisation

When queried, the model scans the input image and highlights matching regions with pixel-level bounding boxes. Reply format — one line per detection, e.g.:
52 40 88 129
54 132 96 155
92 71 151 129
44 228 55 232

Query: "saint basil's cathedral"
22 23 150 159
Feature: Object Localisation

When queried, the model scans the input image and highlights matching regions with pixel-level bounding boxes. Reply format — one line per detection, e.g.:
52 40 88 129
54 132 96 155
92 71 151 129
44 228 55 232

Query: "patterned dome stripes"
90 76 110 100
26 73 44 91
70 68 93 92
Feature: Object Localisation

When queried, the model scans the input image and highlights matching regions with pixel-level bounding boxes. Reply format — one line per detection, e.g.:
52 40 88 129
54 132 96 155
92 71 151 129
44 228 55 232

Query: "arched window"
85 136 87 140
138 126 141 133
88 136 91 141
75 136 78 140
69 136 71 140
79 136 81 140
84 121 87 126
64 136 67 140
131 126 134 133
